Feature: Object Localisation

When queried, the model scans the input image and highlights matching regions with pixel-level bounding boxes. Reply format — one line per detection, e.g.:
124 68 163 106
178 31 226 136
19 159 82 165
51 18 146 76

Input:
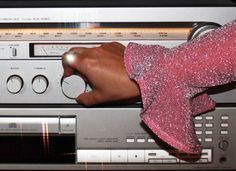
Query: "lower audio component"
0 107 234 170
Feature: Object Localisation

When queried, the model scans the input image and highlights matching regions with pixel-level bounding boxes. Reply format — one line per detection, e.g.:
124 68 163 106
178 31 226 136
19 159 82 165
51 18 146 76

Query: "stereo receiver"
0 1 235 170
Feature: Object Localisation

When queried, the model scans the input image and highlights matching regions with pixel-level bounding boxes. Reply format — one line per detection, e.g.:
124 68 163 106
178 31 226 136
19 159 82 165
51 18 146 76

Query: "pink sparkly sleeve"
124 19 236 154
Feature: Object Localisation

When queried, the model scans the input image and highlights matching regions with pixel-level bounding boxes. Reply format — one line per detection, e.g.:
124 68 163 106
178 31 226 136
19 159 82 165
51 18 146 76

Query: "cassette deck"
0 1 235 170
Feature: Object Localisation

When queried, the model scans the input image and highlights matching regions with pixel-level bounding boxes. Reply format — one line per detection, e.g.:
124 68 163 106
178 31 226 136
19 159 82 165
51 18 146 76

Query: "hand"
62 42 141 106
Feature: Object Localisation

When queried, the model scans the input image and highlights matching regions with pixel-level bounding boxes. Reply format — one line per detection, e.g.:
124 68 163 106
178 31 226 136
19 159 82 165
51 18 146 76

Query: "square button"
137 138 145 143
111 150 128 163
205 123 213 128
205 130 213 135
126 138 135 143
60 117 76 134
128 150 145 163
205 138 213 142
205 116 213 120
195 123 203 128
147 138 155 143
221 123 229 128
196 131 203 135
220 130 229 135
195 116 203 120
221 116 229 120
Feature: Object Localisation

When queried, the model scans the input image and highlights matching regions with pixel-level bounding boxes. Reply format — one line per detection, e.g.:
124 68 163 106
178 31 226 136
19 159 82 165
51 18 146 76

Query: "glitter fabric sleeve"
124 19 236 154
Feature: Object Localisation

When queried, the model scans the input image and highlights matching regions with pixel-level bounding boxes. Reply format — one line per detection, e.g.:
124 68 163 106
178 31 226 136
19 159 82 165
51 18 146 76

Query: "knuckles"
79 55 99 71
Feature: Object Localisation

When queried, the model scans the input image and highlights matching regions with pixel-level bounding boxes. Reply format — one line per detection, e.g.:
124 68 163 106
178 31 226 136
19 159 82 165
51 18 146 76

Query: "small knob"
219 140 229 151
32 75 49 94
61 75 86 99
7 75 24 94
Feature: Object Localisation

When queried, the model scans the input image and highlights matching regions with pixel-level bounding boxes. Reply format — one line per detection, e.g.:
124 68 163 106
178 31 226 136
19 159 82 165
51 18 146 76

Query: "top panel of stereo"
0 7 235 105
0 0 235 8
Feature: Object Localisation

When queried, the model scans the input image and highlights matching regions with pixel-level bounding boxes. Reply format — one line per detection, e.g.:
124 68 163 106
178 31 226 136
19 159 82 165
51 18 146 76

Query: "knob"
32 75 49 94
188 23 221 40
219 140 229 151
7 75 24 94
61 75 86 99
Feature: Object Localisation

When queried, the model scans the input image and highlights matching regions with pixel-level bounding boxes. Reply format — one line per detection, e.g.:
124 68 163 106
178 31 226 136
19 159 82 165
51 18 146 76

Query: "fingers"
62 42 124 77
76 91 102 106
62 47 88 77
68 47 88 54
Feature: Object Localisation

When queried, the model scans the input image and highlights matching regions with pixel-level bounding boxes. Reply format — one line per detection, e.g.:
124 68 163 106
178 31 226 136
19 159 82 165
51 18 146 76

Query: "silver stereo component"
0 22 235 104
0 107 235 170
0 1 235 170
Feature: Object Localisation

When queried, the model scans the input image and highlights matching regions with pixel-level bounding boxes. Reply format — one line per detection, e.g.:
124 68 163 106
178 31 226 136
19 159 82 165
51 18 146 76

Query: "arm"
62 19 236 154
124 19 236 153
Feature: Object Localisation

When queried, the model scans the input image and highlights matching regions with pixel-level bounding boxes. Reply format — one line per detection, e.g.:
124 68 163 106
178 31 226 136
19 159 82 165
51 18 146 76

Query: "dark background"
0 0 235 7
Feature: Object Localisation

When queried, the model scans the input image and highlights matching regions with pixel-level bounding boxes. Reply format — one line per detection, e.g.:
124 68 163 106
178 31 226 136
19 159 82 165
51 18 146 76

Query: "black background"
0 0 235 7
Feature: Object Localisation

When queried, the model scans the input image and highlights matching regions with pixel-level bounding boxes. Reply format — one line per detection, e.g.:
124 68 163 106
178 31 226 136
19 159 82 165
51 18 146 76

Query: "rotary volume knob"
188 23 221 40
7 75 24 94
32 75 49 94
61 75 86 99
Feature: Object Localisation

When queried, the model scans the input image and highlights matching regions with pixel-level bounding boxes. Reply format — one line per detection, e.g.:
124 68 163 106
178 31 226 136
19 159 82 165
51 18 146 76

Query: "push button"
111 150 128 163
60 117 76 134
137 138 145 143
126 138 135 143
127 150 145 163
221 116 229 120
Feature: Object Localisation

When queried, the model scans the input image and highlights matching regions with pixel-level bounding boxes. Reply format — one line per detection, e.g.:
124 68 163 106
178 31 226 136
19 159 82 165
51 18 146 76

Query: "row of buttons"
220 115 229 137
197 130 229 143
196 130 213 135
126 137 155 143
195 115 229 121
195 123 213 128
195 115 214 120
198 137 213 142
76 149 212 164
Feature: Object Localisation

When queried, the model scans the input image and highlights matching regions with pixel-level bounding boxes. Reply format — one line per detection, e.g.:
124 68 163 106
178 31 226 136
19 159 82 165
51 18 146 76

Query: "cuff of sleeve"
124 42 166 108
124 42 166 80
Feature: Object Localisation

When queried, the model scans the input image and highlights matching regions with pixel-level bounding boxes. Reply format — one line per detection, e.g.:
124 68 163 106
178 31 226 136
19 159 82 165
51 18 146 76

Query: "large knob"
7 75 24 94
61 75 86 99
32 75 49 94
188 23 221 40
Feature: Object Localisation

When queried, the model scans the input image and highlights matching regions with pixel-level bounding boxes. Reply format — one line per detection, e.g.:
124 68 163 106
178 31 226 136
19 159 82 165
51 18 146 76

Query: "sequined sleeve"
124 19 236 154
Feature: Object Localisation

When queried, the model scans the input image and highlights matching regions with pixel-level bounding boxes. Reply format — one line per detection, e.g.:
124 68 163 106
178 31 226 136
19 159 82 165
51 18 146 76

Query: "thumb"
76 91 101 106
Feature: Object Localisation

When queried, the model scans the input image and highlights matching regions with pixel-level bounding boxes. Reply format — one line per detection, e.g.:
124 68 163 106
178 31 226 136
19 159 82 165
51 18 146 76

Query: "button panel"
194 114 215 145
77 149 212 164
